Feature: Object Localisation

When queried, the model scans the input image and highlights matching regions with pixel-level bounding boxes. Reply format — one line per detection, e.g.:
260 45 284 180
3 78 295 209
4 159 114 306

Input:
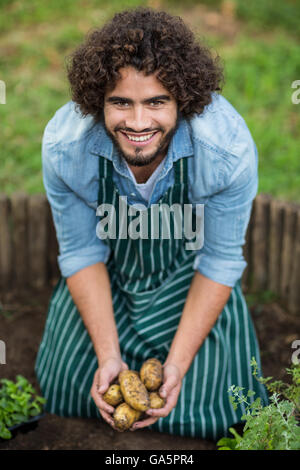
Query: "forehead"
106 66 173 99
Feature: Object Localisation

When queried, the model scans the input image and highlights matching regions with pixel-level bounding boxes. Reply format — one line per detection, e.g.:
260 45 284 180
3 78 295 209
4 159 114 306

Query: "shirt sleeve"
42 116 111 278
193 118 258 287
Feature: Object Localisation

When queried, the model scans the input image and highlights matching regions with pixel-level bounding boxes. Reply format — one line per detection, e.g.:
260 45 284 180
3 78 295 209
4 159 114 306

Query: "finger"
147 384 181 418
146 405 171 418
91 378 115 414
160 374 178 398
130 416 159 431
92 388 115 414
98 406 125 433
121 362 129 371
99 408 115 427
98 370 114 395
100 412 127 433
91 368 107 397
98 362 123 394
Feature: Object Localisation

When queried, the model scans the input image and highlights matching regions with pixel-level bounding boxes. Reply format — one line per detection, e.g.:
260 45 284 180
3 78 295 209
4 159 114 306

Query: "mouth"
119 130 159 147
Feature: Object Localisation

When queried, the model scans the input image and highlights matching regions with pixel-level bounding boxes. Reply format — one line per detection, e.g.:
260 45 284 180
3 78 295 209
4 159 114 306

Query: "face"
103 66 179 167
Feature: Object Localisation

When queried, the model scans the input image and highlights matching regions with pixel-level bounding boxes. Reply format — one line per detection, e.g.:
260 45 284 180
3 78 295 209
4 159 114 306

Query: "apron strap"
174 156 189 203
99 154 189 200
174 157 189 186
98 155 113 179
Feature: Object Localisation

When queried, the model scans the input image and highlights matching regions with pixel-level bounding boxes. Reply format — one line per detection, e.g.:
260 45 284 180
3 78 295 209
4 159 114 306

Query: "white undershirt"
125 157 166 203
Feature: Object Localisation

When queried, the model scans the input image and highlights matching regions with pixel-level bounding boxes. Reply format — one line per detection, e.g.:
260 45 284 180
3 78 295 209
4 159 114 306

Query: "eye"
149 100 164 106
115 101 129 107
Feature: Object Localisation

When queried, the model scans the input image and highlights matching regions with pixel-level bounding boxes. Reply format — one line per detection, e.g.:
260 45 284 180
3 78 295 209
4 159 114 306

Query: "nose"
125 105 153 133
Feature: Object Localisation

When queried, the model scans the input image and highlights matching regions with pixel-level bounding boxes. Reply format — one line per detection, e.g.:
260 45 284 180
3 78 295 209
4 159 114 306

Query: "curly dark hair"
66 7 224 122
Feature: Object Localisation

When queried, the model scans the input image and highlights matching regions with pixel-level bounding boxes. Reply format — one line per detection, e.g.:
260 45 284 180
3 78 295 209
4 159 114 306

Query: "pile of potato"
103 358 165 431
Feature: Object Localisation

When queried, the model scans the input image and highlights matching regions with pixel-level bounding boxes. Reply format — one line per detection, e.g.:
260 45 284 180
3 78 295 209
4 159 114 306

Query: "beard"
103 113 180 167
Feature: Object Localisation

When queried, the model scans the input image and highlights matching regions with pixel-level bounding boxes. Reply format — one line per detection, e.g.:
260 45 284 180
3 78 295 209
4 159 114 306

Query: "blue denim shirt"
42 93 258 287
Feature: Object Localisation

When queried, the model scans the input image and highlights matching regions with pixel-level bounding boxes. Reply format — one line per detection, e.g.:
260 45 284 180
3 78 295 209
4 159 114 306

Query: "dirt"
0 285 299 450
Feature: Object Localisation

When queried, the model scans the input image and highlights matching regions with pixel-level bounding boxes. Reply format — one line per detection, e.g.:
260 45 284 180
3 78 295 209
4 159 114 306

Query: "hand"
90 357 128 431
130 363 182 431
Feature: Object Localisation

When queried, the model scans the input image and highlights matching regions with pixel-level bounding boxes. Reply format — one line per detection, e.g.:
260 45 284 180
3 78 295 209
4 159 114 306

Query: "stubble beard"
104 114 180 167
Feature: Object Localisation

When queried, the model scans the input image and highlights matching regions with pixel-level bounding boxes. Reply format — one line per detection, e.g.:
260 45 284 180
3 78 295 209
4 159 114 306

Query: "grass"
166 0 300 38
219 33 300 202
0 0 299 202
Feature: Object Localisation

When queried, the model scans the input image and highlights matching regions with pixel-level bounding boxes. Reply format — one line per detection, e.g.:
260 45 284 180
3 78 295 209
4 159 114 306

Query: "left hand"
130 363 182 431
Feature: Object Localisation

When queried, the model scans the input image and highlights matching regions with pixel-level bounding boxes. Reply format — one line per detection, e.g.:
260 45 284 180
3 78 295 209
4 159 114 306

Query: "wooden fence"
0 191 299 314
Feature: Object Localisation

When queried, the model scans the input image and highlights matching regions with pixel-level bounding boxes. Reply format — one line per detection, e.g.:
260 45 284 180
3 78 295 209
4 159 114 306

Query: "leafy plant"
0 375 46 439
217 358 300 450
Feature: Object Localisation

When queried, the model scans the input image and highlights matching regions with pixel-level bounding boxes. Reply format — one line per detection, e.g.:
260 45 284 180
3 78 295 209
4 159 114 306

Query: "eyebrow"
106 95 171 104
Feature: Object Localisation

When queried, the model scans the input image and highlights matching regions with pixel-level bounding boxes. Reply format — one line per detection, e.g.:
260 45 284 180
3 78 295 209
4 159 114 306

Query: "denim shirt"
42 93 258 287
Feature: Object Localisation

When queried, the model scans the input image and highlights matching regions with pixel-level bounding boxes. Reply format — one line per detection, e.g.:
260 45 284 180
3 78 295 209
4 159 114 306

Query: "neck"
127 153 166 184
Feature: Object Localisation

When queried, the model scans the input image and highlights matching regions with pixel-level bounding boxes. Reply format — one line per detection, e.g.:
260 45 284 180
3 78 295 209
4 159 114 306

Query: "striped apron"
35 155 269 440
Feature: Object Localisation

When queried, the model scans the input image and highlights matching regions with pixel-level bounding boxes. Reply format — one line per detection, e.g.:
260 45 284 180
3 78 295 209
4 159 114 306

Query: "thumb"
121 361 129 371
160 372 178 398
98 368 114 394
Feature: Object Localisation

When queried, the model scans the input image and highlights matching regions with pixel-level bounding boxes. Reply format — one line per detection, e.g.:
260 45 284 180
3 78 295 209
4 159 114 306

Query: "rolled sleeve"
193 119 258 287
57 245 111 278
42 117 111 278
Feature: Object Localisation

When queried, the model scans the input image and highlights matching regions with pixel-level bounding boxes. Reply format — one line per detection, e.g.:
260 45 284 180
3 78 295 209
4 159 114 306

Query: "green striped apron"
35 155 269 440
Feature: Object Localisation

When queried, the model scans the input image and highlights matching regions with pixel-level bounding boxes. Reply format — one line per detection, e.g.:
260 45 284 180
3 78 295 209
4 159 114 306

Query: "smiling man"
35 7 268 440
104 68 178 171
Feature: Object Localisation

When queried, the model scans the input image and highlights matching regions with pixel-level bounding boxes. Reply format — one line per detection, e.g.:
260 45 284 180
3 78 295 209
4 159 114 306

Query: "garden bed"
0 286 299 450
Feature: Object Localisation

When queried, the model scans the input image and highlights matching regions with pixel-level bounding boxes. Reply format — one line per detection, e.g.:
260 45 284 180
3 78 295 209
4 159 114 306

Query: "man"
35 7 268 440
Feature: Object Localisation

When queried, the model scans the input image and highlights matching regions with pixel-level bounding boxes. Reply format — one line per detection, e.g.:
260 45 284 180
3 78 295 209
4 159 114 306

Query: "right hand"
90 357 128 430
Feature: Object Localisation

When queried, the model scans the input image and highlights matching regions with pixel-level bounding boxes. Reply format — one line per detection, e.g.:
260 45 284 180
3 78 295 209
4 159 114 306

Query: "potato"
140 358 163 391
114 370 139 384
149 392 165 409
103 384 123 407
113 403 142 431
119 370 150 412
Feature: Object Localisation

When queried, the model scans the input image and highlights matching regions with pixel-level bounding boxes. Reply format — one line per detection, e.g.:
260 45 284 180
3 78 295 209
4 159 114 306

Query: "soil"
0 285 299 450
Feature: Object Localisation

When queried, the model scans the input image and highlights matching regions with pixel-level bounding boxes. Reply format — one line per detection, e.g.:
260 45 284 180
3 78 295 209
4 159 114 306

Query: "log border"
0 192 299 314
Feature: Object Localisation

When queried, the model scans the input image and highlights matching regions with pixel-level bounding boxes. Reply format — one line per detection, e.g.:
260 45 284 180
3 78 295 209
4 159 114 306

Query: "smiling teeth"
126 132 155 142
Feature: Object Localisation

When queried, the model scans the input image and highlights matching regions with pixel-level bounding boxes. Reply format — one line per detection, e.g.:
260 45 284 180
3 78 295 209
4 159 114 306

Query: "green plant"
217 358 300 450
0 375 46 439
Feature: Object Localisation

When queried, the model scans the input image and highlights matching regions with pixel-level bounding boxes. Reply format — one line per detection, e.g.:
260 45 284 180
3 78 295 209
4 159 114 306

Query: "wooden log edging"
28 194 48 289
250 193 272 292
280 203 297 302
268 198 285 294
0 192 299 314
241 193 300 314
11 192 29 289
0 194 12 291
289 210 300 315
0 192 59 294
